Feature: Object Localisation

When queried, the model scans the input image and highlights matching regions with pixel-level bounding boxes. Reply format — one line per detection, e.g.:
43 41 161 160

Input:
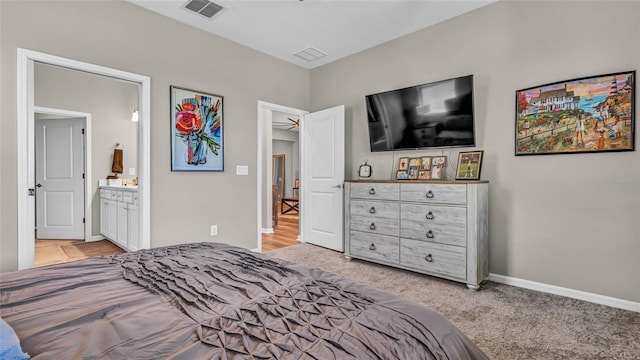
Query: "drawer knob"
426 211 434 220
369 207 376 214
369 223 376 230
369 188 376 195
369 243 376 251
425 254 433 262
426 230 434 239
426 190 434 198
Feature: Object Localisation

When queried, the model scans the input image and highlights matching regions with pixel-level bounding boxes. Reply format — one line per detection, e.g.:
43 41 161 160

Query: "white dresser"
344 180 488 290
99 186 139 252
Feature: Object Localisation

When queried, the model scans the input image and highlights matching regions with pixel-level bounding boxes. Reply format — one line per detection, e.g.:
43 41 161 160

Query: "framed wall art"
456 150 484 180
515 71 635 155
171 86 224 171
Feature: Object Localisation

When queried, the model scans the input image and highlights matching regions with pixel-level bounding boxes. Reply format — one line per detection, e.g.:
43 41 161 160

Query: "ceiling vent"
183 0 224 19
293 47 327 62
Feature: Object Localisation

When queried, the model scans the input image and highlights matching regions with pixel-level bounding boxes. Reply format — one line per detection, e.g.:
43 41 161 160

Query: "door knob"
36 183 43 188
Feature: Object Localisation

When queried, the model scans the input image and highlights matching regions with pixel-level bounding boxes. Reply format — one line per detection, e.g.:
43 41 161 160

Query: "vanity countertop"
99 185 138 190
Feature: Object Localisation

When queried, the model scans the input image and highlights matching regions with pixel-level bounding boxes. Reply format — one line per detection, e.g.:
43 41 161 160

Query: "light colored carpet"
265 243 640 360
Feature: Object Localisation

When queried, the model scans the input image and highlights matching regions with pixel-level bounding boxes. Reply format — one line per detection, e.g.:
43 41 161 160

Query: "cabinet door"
107 200 118 241
128 204 140 252
115 202 128 248
100 199 110 238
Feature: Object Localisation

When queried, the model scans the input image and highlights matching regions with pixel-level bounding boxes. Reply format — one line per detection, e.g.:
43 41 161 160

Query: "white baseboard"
89 235 105 242
262 228 274 234
488 273 640 313
249 247 260 253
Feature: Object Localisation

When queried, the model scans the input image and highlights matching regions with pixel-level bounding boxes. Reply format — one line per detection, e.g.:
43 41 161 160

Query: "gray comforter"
0 243 488 359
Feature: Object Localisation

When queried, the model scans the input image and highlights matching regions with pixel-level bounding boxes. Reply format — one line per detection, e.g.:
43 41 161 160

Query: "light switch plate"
236 165 249 175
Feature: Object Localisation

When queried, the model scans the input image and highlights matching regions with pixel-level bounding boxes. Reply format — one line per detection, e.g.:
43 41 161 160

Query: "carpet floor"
265 243 640 360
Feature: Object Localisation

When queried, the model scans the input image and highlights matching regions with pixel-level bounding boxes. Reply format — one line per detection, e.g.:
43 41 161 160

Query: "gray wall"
310 1 640 302
1 1 310 270
35 63 139 238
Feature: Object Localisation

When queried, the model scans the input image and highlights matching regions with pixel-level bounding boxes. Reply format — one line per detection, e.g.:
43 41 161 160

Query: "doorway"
256 101 306 252
17 49 151 270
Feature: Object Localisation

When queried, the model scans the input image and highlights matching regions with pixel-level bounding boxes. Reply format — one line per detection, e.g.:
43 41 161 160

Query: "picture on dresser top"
456 150 484 180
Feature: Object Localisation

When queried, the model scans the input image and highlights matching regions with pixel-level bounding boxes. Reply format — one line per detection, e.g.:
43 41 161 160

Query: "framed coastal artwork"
171 86 224 171
515 71 635 155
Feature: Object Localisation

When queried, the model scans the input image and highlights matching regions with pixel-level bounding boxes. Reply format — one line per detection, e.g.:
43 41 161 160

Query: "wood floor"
34 206 299 267
35 239 125 267
261 208 300 251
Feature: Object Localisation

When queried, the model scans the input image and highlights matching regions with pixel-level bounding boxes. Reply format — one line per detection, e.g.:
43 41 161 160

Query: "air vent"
293 47 327 62
184 0 224 19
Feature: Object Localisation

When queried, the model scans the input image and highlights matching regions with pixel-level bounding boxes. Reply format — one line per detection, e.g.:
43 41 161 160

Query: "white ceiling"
128 0 495 69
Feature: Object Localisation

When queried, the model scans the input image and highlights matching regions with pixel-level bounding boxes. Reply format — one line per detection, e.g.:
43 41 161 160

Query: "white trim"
262 228 274 234
488 273 640 313
90 235 105 242
34 107 92 242
249 247 260 253
17 48 151 270
256 101 307 255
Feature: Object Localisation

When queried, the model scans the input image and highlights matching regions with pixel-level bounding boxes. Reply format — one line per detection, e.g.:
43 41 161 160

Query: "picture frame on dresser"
430 156 447 180
456 150 484 180
398 157 409 171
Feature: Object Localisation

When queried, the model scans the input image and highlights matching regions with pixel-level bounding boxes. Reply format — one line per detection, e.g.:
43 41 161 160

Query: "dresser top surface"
346 179 489 184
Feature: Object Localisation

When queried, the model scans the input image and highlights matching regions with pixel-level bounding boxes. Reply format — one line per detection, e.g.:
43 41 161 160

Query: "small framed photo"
407 166 419 179
432 156 447 167
396 170 408 180
418 170 431 180
398 157 409 171
456 150 484 180
431 165 444 179
408 158 422 168
420 157 432 170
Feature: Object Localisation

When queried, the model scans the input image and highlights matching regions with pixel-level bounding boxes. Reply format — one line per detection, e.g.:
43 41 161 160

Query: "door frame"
256 101 307 252
34 107 92 241
17 48 151 270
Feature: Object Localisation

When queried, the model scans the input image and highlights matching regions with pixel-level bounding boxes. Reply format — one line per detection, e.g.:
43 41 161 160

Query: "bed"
0 242 488 359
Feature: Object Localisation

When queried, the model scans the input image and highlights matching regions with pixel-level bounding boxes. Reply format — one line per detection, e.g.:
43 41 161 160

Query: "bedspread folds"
0 242 488 360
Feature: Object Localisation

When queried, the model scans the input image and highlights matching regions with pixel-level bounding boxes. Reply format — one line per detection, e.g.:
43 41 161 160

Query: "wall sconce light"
131 107 139 122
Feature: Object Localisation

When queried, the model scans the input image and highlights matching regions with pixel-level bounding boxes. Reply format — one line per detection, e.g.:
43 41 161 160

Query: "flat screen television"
366 75 475 151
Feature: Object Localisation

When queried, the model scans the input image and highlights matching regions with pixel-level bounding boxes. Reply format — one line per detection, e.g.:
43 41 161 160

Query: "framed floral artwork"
456 150 484 180
171 86 224 171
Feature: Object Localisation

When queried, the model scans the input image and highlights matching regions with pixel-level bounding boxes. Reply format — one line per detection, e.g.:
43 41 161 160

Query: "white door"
301 105 345 251
35 118 85 239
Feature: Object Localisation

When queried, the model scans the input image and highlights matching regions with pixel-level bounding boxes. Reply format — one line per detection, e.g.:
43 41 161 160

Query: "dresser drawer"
400 239 466 279
400 183 466 205
350 231 399 264
350 183 399 201
350 200 399 219
400 204 466 246
350 215 399 237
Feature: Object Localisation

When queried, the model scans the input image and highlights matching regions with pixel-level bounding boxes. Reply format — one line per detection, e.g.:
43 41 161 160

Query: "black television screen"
366 75 475 151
